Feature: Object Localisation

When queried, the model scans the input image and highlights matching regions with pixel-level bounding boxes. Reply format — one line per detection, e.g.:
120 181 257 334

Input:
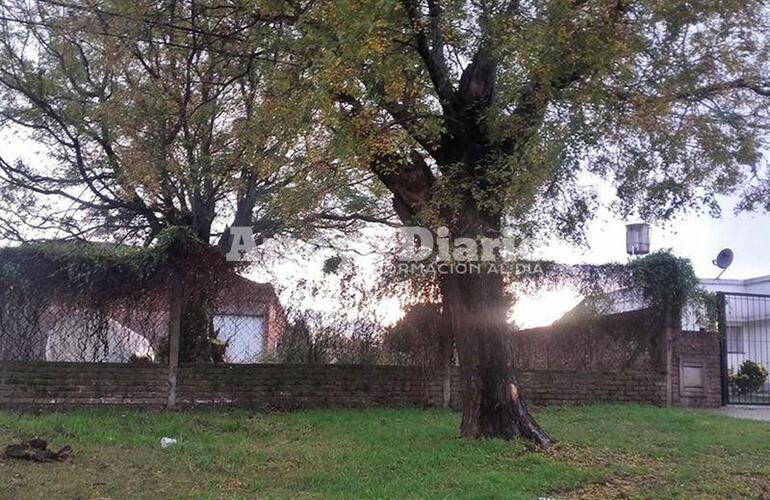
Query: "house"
699 275 770 296
0 241 286 364
210 274 287 363
45 317 156 363
560 276 770 327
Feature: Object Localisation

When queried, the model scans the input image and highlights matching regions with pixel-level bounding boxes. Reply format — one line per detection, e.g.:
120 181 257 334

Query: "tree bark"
440 268 554 450
372 127 553 447
179 289 216 362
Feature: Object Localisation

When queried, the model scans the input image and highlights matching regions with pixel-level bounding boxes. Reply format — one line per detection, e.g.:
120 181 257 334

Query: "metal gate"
719 292 770 405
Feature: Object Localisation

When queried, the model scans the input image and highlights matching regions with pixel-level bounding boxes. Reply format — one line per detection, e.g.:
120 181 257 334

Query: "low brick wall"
513 311 722 409
516 370 667 406
0 362 446 409
0 362 168 407
176 364 446 408
0 331 722 410
0 362 691 410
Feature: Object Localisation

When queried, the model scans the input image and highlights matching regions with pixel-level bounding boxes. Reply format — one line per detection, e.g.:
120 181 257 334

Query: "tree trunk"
378 140 553 447
179 289 216 362
441 270 554 450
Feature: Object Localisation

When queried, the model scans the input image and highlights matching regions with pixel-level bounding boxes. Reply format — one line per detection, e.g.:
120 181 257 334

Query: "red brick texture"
175 364 446 408
515 370 668 406
514 310 663 372
0 362 446 409
670 330 722 408
511 312 722 408
0 362 168 407
0 314 723 410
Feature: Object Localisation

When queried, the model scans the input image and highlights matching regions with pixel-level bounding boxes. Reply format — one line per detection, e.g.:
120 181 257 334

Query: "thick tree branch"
500 0 629 155
371 151 436 224
401 0 456 112
313 211 400 228
619 78 770 104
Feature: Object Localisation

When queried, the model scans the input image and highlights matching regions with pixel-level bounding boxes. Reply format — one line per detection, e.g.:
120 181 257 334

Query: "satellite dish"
713 248 734 279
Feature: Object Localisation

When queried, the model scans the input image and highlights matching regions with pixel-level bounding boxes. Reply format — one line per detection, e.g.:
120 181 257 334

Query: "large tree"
0 0 389 359
0 0 391 243
1 0 280 244
287 0 770 448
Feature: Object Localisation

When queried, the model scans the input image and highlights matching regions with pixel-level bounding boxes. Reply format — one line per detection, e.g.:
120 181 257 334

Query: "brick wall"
511 311 721 408
0 362 168 407
0 362 445 409
514 310 663 372
516 370 667 406
0 360 711 410
0 325 723 410
670 330 722 408
176 364 445 408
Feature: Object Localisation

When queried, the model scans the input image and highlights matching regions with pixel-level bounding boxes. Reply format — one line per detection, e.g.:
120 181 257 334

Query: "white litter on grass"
160 437 177 448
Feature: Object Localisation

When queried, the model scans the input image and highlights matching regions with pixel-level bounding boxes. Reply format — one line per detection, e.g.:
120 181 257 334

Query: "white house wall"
45 315 155 363
700 276 770 295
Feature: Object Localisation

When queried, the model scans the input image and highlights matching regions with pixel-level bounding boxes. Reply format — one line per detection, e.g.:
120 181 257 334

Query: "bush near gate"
730 360 769 396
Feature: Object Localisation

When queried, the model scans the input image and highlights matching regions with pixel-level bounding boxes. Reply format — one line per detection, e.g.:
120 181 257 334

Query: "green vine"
622 250 715 328
0 227 228 304
513 250 714 329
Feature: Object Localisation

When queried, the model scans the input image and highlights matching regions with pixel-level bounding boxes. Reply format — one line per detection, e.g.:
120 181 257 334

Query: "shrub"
730 360 769 396
266 309 387 365
384 303 451 367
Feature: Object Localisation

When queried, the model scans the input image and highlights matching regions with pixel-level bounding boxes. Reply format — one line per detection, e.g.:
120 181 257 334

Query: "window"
727 326 745 354
212 315 265 363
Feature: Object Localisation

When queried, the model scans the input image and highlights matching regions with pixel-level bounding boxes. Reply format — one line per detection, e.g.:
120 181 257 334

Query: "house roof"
699 275 770 286
221 274 280 302
15 238 281 310
229 274 277 294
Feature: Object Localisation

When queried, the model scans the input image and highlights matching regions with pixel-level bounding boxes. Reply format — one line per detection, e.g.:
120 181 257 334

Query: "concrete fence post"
166 282 183 409
662 308 677 408
665 325 674 407
442 363 452 408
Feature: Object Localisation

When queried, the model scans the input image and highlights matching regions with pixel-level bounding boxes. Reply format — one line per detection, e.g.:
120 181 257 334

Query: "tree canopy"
285 0 769 241
2 1 767 247
0 0 391 247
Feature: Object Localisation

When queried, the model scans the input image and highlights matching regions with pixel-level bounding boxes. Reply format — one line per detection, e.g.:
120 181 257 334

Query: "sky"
243 195 770 329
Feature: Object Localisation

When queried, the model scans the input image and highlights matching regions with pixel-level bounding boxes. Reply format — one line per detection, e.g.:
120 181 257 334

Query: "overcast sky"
540 200 770 280
247 197 770 329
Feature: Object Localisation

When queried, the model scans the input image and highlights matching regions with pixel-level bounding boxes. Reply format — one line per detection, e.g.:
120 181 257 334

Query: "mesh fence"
211 313 266 363
0 244 452 367
0 294 169 363
0 273 277 365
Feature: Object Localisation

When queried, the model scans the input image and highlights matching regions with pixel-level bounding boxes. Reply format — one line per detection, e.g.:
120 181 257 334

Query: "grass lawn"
0 405 768 499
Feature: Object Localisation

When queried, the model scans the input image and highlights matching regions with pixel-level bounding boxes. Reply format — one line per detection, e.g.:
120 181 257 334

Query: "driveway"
712 405 770 422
